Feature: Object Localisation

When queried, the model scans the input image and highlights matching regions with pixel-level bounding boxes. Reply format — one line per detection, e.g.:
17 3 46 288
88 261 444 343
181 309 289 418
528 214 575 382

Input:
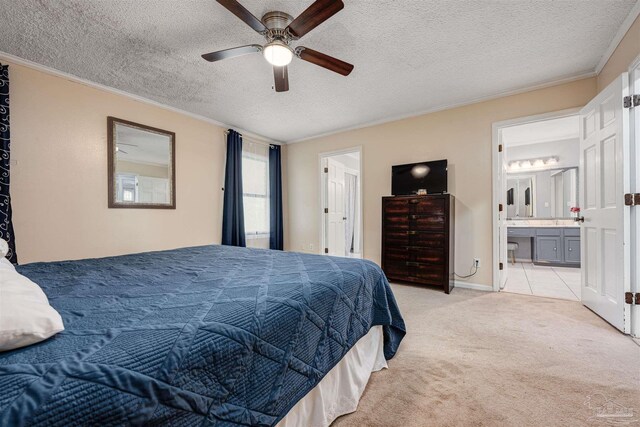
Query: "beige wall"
8 62 227 264
285 78 597 286
598 14 640 91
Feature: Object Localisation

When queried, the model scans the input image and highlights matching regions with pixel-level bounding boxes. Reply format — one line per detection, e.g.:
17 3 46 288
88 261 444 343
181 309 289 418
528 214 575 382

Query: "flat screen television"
392 159 448 196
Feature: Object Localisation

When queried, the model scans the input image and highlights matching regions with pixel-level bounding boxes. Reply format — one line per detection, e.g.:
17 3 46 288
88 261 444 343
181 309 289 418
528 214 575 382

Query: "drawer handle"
407 231 417 235
406 261 420 267
409 199 420 204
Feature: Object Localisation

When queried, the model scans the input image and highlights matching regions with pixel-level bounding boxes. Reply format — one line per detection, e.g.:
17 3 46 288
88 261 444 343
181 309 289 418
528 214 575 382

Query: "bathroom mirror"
107 117 175 209
506 167 577 219
506 176 534 218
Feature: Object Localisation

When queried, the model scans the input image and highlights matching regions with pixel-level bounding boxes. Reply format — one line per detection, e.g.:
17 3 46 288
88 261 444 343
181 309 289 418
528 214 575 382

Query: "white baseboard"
454 280 493 292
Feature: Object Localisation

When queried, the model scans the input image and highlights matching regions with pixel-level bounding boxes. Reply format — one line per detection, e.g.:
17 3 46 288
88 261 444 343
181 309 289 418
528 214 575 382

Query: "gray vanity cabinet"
562 228 581 264
507 226 580 267
536 236 563 263
534 228 579 266
564 237 581 264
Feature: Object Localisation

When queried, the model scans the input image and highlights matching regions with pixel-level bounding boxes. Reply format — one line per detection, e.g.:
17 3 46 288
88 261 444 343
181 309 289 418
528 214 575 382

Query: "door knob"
342 217 347 220
574 216 585 223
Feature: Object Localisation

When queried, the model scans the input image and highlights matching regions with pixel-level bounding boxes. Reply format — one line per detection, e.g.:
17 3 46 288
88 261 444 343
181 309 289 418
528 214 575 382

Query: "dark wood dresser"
381 194 455 293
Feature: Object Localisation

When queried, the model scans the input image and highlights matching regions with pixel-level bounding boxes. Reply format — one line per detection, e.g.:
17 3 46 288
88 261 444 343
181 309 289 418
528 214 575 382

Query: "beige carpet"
333 285 640 427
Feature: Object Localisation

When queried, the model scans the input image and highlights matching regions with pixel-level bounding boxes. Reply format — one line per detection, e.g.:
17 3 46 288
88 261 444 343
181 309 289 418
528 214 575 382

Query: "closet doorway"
320 148 363 258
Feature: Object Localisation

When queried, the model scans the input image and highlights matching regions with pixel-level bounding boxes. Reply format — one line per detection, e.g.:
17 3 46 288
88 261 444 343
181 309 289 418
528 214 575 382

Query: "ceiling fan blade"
202 45 262 62
296 47 353 76
274 66 289 92
216 0 267 33
286 0 344 39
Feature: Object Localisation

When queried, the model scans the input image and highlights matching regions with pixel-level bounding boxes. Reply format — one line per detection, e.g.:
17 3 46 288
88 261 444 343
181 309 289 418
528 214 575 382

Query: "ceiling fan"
202 0 354 92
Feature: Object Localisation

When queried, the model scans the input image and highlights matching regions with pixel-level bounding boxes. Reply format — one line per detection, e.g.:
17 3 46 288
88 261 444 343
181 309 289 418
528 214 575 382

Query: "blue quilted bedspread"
0 245 405 426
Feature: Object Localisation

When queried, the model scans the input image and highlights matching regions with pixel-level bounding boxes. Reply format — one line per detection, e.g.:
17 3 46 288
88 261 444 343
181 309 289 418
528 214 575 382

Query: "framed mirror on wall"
107 117 176 209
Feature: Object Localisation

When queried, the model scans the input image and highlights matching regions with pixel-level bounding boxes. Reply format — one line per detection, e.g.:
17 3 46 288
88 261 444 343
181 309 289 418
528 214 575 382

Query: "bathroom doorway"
494 111 582 301
320 148 363 258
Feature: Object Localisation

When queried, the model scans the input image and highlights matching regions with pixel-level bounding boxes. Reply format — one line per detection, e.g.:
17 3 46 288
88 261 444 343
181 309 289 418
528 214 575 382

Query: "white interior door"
579 73 631 333
630 58 640 337
326 158 346 256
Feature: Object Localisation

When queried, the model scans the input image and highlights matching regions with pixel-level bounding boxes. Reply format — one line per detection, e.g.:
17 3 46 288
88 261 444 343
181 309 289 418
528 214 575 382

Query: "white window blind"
242 142 270 239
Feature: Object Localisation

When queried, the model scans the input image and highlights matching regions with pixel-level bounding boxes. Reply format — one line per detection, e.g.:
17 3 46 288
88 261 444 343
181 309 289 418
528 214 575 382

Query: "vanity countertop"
506 219 579 228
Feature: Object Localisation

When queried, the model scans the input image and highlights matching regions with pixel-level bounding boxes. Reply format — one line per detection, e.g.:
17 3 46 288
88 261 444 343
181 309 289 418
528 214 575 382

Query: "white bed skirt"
277 326 387 427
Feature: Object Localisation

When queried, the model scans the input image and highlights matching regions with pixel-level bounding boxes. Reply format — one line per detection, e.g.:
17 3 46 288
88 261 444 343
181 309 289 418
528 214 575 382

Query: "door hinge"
498 144 503 153
499 262 504 271
324 207 328 214
624 193 640 206
625 292 640 305
324 248 328 254
324 167 328 173
623 95 640 108
498 203 503 212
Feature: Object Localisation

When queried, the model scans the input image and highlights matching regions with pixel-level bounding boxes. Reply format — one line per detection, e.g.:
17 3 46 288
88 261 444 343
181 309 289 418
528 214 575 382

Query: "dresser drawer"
384 214 410 230
385 262 444 285
411 263 445 284
385 215 446 231
386 230 446 249
409 231 446 248
385 246 446 265
412 215 446 230
384 230 409 247
382 260 408 279
414 198 445 215
383 199 410 214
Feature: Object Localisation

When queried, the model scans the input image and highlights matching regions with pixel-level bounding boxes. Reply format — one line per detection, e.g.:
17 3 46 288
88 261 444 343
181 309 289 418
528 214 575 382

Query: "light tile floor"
502 262 581 301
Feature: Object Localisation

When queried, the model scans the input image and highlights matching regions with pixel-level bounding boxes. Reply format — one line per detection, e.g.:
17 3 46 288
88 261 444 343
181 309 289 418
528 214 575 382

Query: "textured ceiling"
0 0 636 142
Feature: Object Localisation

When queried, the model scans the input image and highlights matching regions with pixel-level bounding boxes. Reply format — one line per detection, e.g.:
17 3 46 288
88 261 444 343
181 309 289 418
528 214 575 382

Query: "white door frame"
629 54 640 337
319 146 363 257
491 108 581 291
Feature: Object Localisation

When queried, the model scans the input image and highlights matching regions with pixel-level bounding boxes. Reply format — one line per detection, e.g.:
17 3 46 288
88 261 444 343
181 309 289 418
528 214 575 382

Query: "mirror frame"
107 117 176 209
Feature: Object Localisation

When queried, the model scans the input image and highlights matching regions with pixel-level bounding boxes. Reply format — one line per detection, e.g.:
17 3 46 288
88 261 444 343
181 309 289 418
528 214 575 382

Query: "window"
242 143 270 239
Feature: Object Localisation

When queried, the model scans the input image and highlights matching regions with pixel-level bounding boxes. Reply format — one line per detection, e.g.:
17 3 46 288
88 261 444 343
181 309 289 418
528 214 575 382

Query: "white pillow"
0 265 65 351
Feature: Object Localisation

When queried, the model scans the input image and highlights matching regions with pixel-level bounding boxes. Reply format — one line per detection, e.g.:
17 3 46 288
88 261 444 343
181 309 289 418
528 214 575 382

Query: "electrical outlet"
474 258 481 268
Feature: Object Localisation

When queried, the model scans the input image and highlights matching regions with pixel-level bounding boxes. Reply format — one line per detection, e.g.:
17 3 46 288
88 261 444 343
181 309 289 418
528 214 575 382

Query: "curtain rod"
223 130 276 148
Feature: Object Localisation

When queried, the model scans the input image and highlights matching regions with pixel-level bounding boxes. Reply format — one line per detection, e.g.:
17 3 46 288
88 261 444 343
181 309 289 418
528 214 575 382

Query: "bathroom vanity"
506 165 580 267
507 221 580 267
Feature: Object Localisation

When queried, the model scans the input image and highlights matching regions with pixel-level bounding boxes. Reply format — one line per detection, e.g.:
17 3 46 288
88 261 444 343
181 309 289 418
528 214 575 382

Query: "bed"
0 244 405 426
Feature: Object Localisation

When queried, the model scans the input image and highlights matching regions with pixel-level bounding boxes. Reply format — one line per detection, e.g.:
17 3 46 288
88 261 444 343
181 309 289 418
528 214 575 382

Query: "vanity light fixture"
508 156 559 171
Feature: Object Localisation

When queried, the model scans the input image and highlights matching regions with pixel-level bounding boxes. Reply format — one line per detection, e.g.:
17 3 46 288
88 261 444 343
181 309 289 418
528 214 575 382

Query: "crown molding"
286 70 596 144
0 51 280 145
595 0 640 74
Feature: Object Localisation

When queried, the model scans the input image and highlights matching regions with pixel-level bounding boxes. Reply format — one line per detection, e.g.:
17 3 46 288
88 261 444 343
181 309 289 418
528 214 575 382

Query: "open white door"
326 158 346 256
630 57 640 337
579 73 631 333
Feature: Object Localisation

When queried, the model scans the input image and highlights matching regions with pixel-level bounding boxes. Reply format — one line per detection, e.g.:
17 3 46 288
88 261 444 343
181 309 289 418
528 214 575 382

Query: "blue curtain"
222 129 246 247
0 64 17 264
269 145 283 250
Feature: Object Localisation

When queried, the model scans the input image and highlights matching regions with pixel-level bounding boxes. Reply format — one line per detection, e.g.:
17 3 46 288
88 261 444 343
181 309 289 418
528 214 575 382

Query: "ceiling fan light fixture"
263 41 293 66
